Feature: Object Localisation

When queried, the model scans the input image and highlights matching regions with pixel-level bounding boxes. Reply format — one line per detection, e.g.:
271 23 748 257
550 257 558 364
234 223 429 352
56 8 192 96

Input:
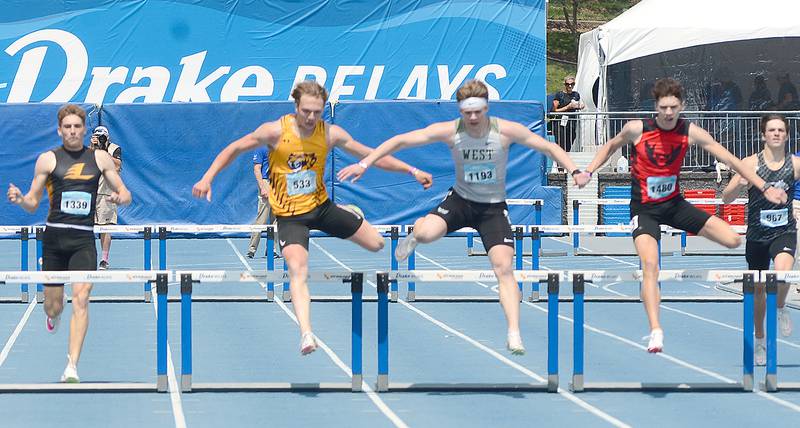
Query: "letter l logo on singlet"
64 163 94 180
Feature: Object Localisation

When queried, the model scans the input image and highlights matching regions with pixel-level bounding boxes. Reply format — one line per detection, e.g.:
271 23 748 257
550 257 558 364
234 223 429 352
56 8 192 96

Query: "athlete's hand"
763 187 788 205
413 169 433 189
7 183 22 205
337 163 367 183
108 189 132 205
192 179 213 202
573 171 592 188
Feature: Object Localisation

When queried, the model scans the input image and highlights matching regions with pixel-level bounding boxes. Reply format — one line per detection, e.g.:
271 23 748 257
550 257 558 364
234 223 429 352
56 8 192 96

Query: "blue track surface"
2 233 800 427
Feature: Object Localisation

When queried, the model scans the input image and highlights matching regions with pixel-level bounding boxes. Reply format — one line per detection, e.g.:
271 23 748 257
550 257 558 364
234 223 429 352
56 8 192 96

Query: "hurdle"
761 271 799 392
0 270 170 392
176 270 365 392
93 225 156 302
375 270 560 392
465 199 545 256
569 269 757 392
396 225 539 302
0 226 31 303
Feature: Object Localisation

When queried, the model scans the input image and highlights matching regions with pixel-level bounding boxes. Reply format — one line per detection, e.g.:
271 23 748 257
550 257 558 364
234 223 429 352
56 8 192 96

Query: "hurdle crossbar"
376 271 559 393
570 270 757 392
177 270 365 393
0 271 169 393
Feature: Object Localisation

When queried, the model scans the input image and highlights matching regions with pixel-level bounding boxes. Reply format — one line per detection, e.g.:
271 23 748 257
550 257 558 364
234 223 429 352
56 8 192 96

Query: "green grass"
546 1 640 94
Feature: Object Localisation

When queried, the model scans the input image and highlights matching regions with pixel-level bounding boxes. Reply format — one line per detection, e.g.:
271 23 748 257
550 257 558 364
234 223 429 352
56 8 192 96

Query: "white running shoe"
507 332 526 355
300 332 317 356
646 328 664 353
60 356 79 383
779 307 793 337
395 235 418 262
755 337 767 366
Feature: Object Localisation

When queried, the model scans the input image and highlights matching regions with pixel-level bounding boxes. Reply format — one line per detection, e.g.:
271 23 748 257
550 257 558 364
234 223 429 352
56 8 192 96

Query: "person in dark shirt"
7 104 131 383
551 76 584 152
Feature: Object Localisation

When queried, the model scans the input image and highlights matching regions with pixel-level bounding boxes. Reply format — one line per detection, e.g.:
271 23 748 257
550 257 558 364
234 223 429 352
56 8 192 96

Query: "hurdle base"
376 374 388 392
763 375 779 392
575 381 748 392
0 382 158 393
574 250 674 257
182 374 192 392
188 382 357 392
157 375 168 392
406 291 416 302
37 291 43 303
21 292 28 303
378 382 552 393
571 375 584 392
352 374 362 392
528 291 540 302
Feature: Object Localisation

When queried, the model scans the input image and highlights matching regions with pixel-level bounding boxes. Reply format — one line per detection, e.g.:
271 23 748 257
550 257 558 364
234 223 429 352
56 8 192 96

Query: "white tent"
575 0 800 112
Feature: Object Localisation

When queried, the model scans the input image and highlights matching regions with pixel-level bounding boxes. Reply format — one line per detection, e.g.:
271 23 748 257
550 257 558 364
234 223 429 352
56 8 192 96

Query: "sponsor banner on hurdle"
94 225 158 233
176 270 361 283
582 198 748 205
0 270 170 283
389 270 557 282
163 224 273 233
373 225 403 234
565 270 757 283
0 226 29 234
760 270 800 282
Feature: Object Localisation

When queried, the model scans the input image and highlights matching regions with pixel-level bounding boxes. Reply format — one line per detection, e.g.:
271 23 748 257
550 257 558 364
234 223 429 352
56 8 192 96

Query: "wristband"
571 169 581 176
357 161 368 170
761 182 773 192
409 167 418 176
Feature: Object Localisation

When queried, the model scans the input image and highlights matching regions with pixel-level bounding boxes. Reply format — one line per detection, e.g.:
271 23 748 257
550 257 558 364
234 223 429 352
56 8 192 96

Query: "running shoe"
60 356 79 383
507 332 526 355
300 332 317 356
755 337 767 366
340 204 364 219
779 307 793 337
98 260 109 270
246 251 255 259
646 328 664 353
46 292 67 334
395 235 418 262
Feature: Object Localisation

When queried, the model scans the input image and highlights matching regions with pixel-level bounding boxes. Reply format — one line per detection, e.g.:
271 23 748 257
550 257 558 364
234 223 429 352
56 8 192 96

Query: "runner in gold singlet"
193 80 433 355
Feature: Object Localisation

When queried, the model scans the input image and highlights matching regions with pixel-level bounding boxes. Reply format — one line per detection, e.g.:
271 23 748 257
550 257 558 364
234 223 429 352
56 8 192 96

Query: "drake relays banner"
0 0 546 104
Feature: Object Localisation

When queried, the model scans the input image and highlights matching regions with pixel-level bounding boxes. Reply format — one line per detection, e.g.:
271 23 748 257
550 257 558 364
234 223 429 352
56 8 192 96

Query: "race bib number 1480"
646 175 677 199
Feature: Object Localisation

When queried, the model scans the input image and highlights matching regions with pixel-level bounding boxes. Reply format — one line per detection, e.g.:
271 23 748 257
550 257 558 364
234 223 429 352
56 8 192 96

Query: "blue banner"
0 1 546 104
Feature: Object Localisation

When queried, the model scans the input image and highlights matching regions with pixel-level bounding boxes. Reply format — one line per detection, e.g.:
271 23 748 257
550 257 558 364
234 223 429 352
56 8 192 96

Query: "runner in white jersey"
339 80 589 354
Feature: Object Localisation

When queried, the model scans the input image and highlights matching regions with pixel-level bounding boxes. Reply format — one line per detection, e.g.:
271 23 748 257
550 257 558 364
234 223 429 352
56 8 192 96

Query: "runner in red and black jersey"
579 78 787 353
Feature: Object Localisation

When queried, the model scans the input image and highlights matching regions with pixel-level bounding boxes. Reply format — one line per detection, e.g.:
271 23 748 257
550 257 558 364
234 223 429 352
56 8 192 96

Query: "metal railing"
546 111 800 169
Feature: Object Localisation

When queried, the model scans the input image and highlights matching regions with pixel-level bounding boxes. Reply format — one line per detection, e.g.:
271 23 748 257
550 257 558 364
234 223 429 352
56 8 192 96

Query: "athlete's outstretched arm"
502 121 584 182
95 150 132 205
583 120 641 181
7 152 55 213
192 121 280 201
335 122 452 186
721 155 756 204
690 124 786 204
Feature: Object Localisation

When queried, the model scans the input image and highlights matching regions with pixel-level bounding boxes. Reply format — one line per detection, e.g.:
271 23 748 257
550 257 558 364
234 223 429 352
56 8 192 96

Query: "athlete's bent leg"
347 219 385 252
698 216 742 249
68 282 93 366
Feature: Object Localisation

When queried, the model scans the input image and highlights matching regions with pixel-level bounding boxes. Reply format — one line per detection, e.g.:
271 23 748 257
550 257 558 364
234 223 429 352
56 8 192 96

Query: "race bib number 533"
286 170 317 196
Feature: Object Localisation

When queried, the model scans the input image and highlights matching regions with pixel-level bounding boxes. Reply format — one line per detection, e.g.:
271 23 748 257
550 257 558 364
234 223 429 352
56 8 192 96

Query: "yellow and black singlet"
268 115 329 217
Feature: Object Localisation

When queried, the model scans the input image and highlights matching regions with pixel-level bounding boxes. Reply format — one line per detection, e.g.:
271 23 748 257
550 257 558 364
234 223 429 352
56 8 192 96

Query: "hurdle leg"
350 273 363 392
547 273 559 392
36 226 43 303
143 227 152 302
515 227 523 297
156 273 169 392
571 274 585 392
266 226 275 301
742 273 754 391
390 227 404 301
180 274 193 392
529 228 540 301
377 273 390 392
765 274 778 392
466 231 475 256
281 259 290 301
572 200 580 255
158 227 167 270
20 227 29 303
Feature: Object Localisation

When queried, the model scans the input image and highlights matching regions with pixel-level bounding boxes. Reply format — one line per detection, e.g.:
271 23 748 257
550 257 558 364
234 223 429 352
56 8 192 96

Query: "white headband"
458 97 488 110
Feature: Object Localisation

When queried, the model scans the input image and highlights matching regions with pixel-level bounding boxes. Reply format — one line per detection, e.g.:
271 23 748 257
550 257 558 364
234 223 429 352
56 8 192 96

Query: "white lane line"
227 239 409 428
150 288 187 428
312 241 631 428
0 299 37 367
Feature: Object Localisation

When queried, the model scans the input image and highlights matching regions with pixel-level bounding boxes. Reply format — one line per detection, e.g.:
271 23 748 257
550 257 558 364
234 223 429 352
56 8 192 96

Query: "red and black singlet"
630 118 689 204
